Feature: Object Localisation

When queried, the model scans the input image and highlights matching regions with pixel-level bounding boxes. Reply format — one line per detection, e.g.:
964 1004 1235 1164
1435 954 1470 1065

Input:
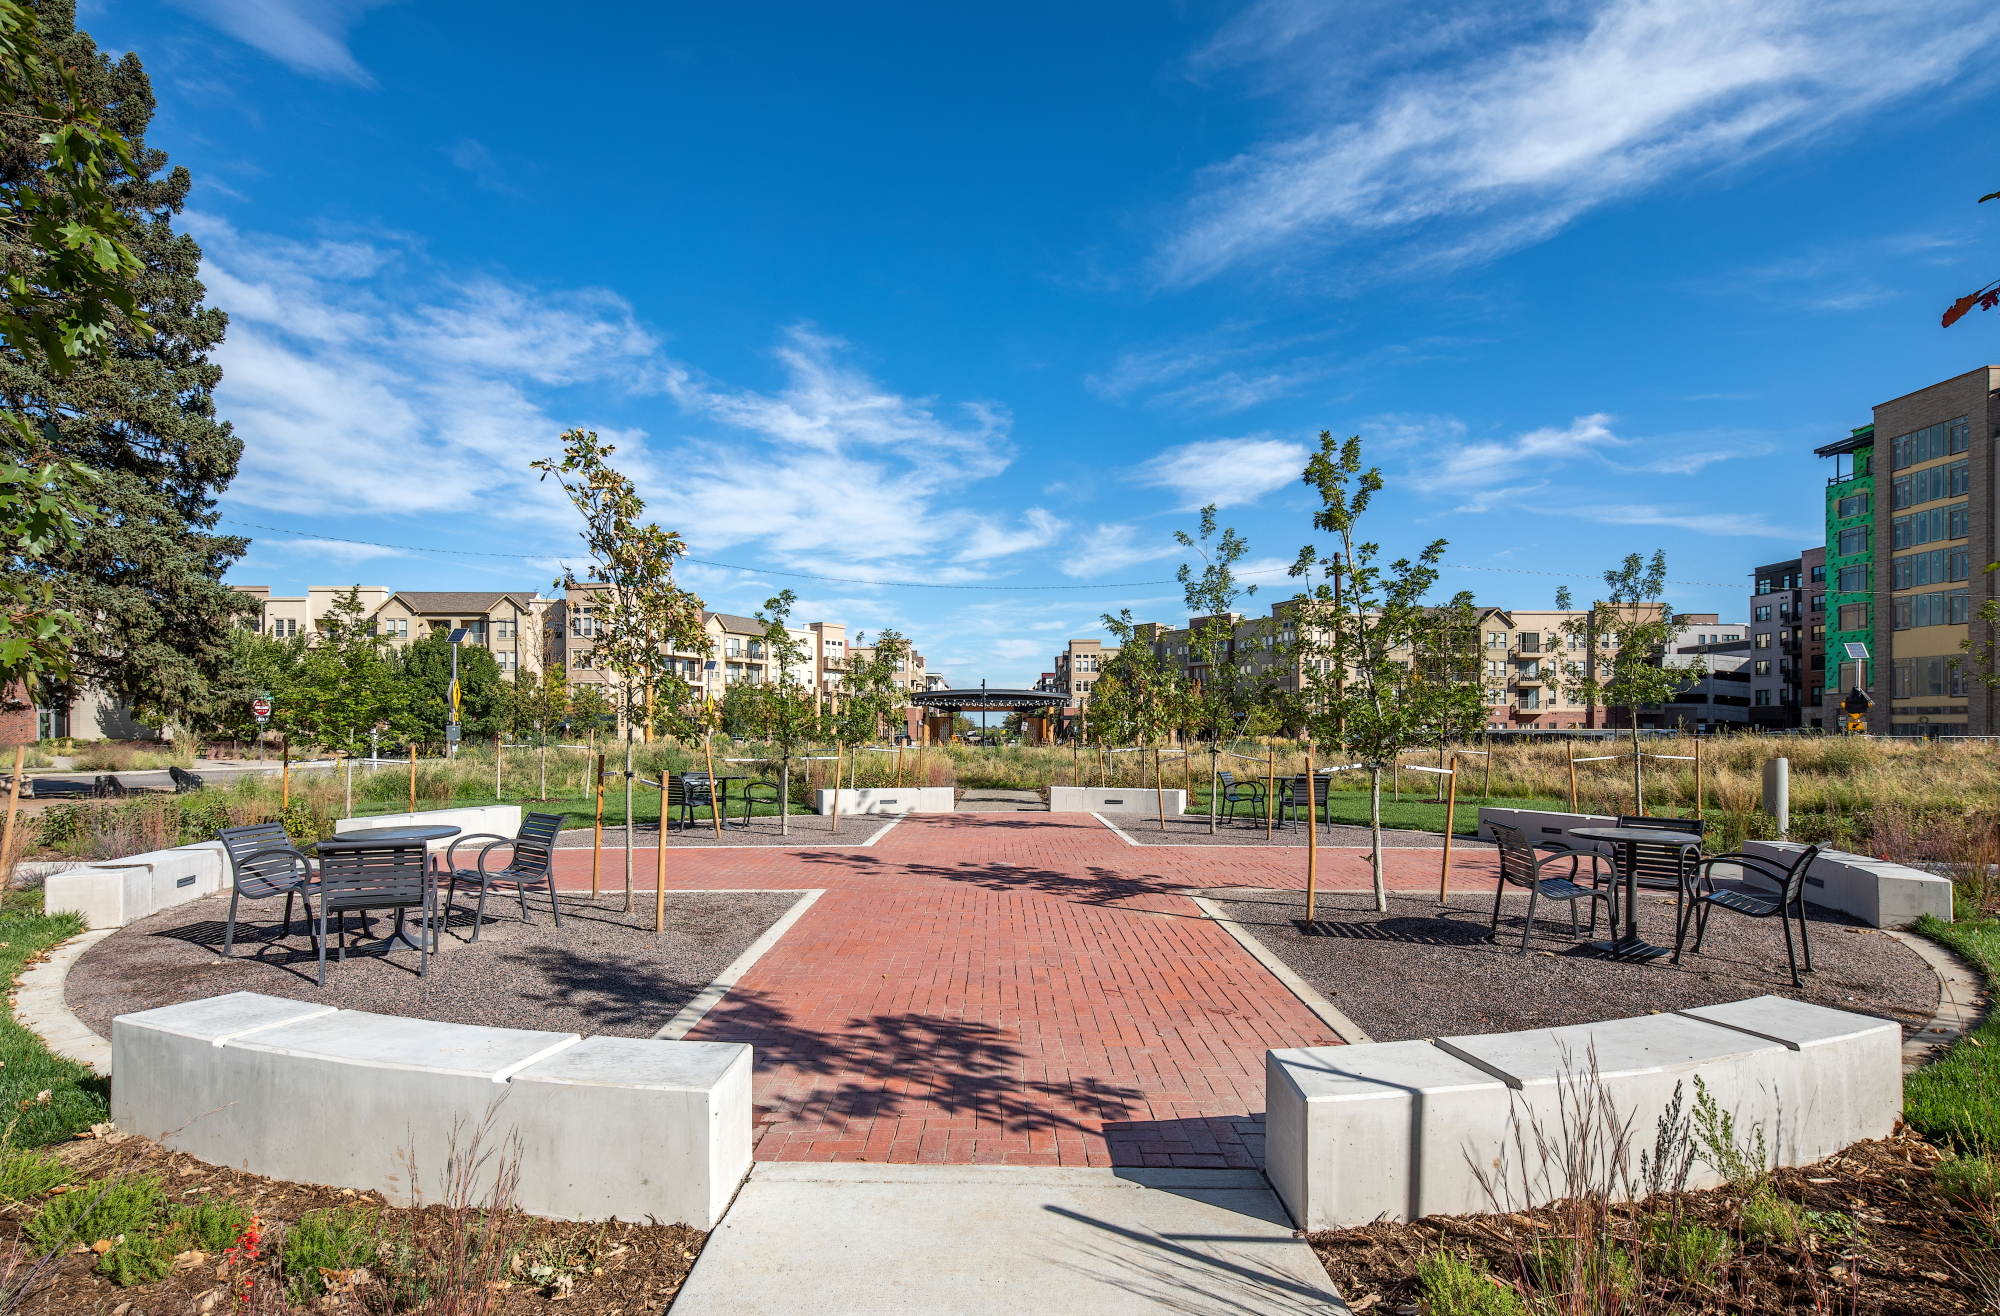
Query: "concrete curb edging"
1093 813 1141 847
654 890 825 1041
1884 928 1991 1073
1185 894 1372 1044
13 928 114 1074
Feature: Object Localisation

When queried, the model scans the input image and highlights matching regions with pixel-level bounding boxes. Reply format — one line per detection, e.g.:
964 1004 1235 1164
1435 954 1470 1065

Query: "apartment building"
1817 426 1877 708
1665 618 1751 727
1747 556 1811 729
848 641 932 693
372 591 555 679
1051 639 1115 725
1865 366 2000 735
233 585 394 639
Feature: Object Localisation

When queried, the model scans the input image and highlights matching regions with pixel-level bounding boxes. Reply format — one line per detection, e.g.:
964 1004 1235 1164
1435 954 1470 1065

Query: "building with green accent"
1816 424 1875 702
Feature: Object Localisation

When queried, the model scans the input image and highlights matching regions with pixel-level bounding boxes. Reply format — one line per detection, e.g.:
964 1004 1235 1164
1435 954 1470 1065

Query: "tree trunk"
622 737 635 913
780 756 790 836
1209 746 1218 835
1369 765 1387 912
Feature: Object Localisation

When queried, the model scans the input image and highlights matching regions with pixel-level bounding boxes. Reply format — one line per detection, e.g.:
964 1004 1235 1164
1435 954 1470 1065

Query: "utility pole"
446 627 469 757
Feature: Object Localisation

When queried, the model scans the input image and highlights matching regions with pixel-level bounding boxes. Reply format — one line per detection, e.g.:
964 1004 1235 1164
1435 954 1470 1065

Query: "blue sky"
88 0 2000 686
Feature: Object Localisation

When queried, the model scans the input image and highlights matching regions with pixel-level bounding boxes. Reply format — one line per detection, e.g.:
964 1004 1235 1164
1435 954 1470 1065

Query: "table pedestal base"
1589 934 1673 962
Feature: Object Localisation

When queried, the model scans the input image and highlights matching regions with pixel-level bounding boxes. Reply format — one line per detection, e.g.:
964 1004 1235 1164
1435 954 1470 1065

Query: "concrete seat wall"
812 787 955 815
1048 787 1187 815
111 992 751 1229
335 805 523 850
1267 996 1900 1231
1476 808 1952 928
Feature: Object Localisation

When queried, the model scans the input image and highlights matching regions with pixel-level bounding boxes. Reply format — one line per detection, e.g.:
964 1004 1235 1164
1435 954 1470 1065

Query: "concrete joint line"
1094 813 1142 847
654 889 826 1041
858 816 902 846
1884 927 1991 1073
14 928 115 1074
1186 895 1373 1045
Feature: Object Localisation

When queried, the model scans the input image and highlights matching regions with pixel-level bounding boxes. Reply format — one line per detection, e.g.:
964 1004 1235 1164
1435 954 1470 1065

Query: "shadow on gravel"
1297 916 1498 946
499 942 705 1032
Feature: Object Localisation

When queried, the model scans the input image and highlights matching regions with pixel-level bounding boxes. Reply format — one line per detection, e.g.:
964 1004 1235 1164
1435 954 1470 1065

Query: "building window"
1754 689 1771 706
1810 563 1827 583
574 650 591 669
1755 576 1772 595
1949 502 1970 540
1836 527 1870 556
1754 606 1771 623
494 619 516 640
1835 565 1868 593
571 610 599 638
1836 492 1870 519
1891 416 1971 469
748 639 764 658
1810 593 1825 613
1517 633 1541 653
1837 603 1868 632
1753 632 1770 648
495 651 517 672
1811 625 1824 642
1754 660 1771 676
1893 507 1959 548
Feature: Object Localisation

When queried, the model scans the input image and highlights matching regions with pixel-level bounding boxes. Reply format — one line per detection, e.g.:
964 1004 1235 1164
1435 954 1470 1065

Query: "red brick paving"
547 813 1502 1166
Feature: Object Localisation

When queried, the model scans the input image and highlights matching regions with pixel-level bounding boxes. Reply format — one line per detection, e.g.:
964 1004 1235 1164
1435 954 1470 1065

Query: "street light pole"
446 627 469 758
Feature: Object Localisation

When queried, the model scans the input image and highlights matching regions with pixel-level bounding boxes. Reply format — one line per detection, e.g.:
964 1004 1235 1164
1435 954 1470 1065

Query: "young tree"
511 662 571 799
746 590 825 833
1550 553 1701 814
1 6 251 735
1290 433 1488 911
1175 503 1270 831
534 430 709 908
567 680 616 745
399 634 507 748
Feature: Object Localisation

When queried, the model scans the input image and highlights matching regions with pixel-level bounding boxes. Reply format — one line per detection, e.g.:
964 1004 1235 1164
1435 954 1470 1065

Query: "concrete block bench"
1049 787 1186 815
1267 996 1899 1230
111 992 751 1229
813 787 955 815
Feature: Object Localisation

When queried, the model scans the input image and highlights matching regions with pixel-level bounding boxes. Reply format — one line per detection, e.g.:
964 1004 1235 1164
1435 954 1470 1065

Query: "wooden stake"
654 770 670 932
1304 746 1318 924
0 745 24 877
1266 744 1276 841
830 744 842 833
1483 744 1493 801
1155 745 1166 832
281 741 291 811
1439 755 1459 902
1694 736 1704 820
592 752 605 899
495 734 503 800
1568 751 1579 812
408 742 417 814
704 733 723 839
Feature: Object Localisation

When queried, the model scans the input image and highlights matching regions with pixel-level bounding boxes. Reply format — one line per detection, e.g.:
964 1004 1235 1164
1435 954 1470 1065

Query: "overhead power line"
222 519 1743 593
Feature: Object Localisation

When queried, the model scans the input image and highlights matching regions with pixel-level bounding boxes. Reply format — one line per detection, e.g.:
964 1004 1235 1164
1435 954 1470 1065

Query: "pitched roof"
387 591 540 614
706 611 767 634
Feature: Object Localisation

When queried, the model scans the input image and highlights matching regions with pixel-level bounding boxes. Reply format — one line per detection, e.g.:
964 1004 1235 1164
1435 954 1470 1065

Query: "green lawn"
341 789 803 832
0 891 109 1147
1906 913 2000 1152
1189 788 1575 837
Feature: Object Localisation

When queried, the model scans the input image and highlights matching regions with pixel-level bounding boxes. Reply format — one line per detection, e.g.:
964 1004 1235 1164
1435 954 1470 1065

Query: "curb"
14 928 114 1076
1885 927 1991 1074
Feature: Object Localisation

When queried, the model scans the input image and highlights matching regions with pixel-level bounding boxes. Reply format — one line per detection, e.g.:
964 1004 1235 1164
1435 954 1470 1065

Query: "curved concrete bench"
1267 995 1900 1230
111 993 750 1229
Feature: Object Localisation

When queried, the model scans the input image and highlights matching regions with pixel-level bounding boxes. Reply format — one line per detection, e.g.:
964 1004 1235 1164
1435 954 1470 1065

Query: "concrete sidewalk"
671 1162 1349 1314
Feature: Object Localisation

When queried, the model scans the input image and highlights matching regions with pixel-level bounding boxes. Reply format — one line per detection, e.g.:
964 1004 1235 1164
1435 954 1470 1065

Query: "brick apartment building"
1818 365 2000 736
1746 552 1824 729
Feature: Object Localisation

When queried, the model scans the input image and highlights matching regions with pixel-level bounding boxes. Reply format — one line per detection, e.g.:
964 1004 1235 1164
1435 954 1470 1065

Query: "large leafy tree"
228 587 410 753
399 635 508 747
1291 433 1487 911
0 3 247 734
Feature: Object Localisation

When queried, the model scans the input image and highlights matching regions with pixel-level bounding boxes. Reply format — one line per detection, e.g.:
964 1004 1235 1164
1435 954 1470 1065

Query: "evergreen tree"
0 2 247 734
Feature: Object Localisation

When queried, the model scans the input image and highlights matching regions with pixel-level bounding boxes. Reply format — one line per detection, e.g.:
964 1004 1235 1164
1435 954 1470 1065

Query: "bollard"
1761 757 1789 840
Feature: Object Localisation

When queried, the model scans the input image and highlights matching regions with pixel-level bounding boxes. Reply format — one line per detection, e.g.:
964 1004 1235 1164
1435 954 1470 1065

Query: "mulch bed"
13 1131 706 1315
1204 889 1940 1041
1311 1130 1979 1314
66 890 806 1039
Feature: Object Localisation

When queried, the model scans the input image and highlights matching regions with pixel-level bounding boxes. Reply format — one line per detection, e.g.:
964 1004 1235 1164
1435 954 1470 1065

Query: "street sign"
250 697 272 724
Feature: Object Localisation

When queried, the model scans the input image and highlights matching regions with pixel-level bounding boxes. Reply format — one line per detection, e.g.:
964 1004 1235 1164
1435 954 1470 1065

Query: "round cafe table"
317 825 462 952
1565 825 1703 963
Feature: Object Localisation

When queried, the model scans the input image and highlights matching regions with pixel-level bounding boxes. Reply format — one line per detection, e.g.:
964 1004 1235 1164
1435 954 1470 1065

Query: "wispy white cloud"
166 0 399 84
1422 413 1623 493
269 538 406 563
1062 524 1180 577
1575 505 1808 539
1165 0 2000 284
1132 435 1310 508
448 139 517 195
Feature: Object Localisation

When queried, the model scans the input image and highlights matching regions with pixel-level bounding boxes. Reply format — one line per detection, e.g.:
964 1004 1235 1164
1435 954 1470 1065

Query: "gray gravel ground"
67 888 805 1039
552 814 898 847
1205 888 1939 1042
1103 814 1459 848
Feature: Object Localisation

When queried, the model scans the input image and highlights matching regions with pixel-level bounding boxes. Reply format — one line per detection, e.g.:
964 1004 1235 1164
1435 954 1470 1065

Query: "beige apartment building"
231 586 555 678
1860 366 2000 735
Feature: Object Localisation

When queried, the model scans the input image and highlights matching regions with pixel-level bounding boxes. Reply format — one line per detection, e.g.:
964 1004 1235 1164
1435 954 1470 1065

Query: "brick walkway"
548 813 1501 1167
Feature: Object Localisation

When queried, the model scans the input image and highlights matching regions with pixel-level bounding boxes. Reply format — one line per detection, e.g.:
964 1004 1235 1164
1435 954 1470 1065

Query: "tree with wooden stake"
533 430 709 913
746 591 825 838
1173 504 1267 834
1550 554 1702 816
1090 611 1183 826
1288 432 1488 913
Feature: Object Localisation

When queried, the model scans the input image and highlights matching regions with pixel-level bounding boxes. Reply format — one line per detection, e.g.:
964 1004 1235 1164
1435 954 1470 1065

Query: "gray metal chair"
1677 844 1820 988
1215 771 1266 823
1488 821 1615 954
741 780 782 822
312 840 433 985
444 811 565 942
1276 774 1330 831
665 774 719 830
218 822 314 956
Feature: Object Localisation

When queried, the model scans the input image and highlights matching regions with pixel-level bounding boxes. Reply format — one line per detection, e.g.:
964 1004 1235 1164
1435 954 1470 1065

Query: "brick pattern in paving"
547 813 1501 1166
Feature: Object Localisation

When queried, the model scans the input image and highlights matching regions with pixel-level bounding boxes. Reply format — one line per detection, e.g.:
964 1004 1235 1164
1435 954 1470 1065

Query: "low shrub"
281 1205 382 1305
1739 1185 1801 1246
0 1146 68 1201
1644 1213 1732 1284
1416 1251 1526 1315
168 1194 254 1253
1934 1153 2000 1209
26 1173 166 1253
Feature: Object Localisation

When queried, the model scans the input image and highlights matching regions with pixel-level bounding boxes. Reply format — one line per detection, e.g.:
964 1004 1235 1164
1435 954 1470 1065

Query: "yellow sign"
1845 713 1865 733
449 677 462 719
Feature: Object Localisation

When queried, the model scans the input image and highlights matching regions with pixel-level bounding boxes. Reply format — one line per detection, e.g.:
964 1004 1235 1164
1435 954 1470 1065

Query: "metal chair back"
1488 822 1541 889
219 822 308 899
318 842 430 915
1616 814 1706 837
1770 843 1822 908
1617 832 1702 892
1282 774 1330 804
507 811 564 880
680 772 717 803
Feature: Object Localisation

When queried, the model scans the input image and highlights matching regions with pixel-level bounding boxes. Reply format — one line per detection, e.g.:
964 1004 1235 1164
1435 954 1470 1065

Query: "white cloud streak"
166 0 399 84
1165 0 2000 284
1133 436 1310 508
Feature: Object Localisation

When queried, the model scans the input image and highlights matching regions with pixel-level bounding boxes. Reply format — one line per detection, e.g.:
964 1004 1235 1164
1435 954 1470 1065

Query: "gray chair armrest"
445 832 513 870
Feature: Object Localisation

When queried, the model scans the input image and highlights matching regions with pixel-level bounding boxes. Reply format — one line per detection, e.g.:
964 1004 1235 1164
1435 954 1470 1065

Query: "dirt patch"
66 890 806 1039
1311 1132 1976 1315
1204 889 1939 1041
11 1133 706 1316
